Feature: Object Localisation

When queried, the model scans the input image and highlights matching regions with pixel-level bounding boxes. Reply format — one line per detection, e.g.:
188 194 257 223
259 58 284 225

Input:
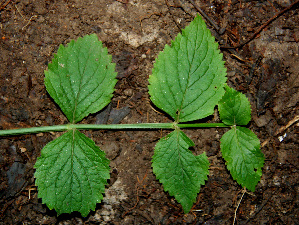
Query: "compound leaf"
220 126 264 192
45 34 117 124
34 130 110 216
148 15 227 122
152 129 209 213
218 85 251 125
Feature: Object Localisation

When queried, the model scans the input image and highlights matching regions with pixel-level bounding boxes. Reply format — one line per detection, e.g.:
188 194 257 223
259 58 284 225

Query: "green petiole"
0 122 229 136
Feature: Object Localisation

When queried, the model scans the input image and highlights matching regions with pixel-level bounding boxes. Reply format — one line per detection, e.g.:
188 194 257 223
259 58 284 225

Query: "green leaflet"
218 85 251 125
218 86 262 191
34 130 110 216
38 34 115 215
148 15 227 123
45 34 117 124
220 126 264 192
152 129 209 213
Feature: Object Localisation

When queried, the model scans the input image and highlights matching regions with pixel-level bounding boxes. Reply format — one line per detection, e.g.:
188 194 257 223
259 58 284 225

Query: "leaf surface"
152 129 209 213
220 126 264 191
148 15 227 122
45 34 117 123
218 85 251 125
34 130 110 216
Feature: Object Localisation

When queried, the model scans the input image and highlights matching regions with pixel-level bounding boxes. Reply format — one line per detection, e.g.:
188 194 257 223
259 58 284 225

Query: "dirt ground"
0 0 298 224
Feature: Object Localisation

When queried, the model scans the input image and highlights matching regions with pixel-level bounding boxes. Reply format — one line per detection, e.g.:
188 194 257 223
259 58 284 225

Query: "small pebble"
274 27 284 36
124 89 133 96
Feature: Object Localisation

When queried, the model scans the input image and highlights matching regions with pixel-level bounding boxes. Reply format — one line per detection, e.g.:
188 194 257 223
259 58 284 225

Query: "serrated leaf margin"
45 34 117 123
218 85 251 125
152 129 209 213
148 15 227 122
220 126 264 191
34 130 110 216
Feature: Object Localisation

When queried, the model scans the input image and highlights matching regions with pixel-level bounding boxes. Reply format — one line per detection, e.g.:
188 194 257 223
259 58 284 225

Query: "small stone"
124 88 133 96
104 142 120 160
274 27 284 36
36 120 42 126
20 147 27 153
253 110 272 127
272 175 281 186
277 150 288 164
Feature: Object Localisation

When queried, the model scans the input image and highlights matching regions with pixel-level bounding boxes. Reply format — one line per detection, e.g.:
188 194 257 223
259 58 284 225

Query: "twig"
115 0 129 3
22 15 37 30
122 171 148 217
15 4 37 30
0 0 11 11
233 188 247 225
184 0 250 64
165 0 183 31
267 0 279 12
187 0 220 32
243 188 279 224
275 115 299 136
15 4 24 18
223 0 299 49
262 114 299 149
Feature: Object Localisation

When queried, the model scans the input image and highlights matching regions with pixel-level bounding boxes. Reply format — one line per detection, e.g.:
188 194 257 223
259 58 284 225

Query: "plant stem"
177 123 229 128
0 125 69 136
0 123 229 136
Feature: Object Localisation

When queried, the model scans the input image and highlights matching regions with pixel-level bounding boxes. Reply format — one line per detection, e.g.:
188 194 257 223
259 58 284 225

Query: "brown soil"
0 0 298 224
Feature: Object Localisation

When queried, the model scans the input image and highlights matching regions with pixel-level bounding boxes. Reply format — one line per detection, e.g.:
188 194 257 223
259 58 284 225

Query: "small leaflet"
45 34 117 124
34 130 110 216
148 15 227 123
220 126 264 192
218 85 251 126
152 129 209 213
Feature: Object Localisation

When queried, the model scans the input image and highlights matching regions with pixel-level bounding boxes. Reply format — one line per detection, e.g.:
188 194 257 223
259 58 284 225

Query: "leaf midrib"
72 43 93 123
177 25 208 122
